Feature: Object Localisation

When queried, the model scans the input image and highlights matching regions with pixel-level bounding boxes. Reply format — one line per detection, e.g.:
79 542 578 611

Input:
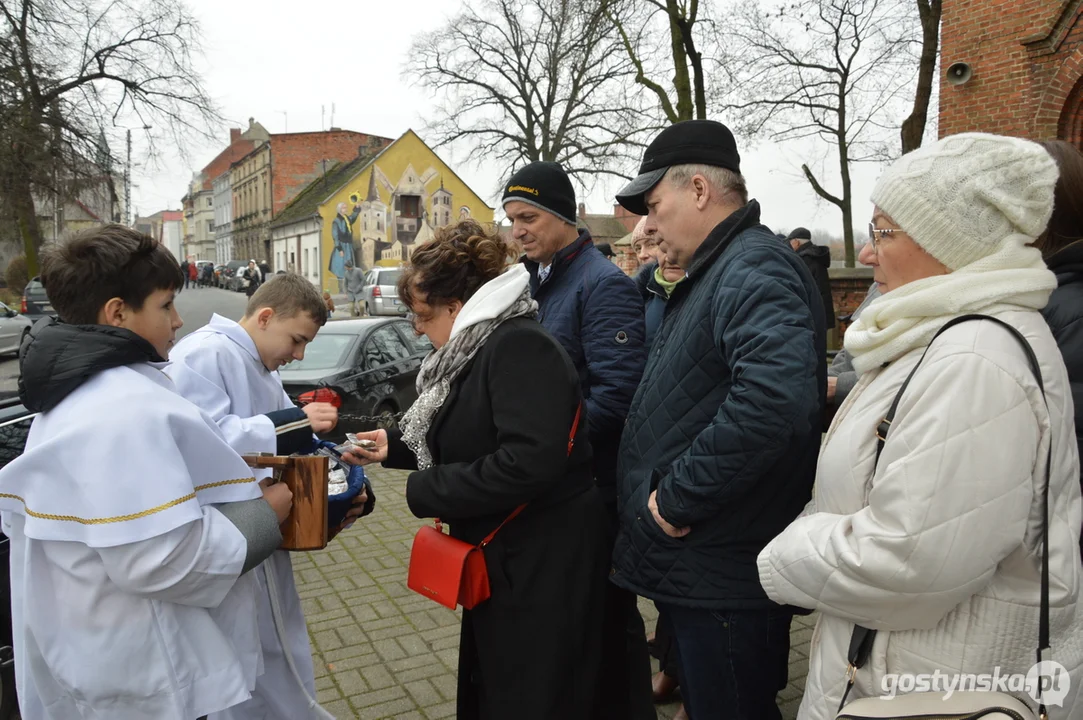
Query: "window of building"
206 220 214 235
304 248 309 275
207 196 213 207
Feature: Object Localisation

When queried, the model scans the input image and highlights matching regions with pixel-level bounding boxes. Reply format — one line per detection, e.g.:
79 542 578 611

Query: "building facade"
213 172 233 265
182 173 216 261
940 0 1083 142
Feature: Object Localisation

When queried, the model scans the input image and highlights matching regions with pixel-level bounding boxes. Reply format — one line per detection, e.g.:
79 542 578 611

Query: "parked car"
279 317 431 437
219 260 248 291
360 267 407 317
0 304 31 357
20 277 55 322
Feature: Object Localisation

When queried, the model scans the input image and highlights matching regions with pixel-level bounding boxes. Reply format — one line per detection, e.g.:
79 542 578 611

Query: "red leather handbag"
407 404 583 610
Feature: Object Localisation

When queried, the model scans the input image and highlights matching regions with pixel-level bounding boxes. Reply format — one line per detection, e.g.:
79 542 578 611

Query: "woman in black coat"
1036 140 1083 556
348 219 609 720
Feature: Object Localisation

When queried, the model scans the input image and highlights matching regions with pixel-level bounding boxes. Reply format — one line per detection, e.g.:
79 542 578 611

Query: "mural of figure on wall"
459 205 472 221
330 201 361 292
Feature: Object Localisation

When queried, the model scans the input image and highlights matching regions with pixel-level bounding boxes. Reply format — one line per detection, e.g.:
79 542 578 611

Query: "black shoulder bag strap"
836 314 1052 719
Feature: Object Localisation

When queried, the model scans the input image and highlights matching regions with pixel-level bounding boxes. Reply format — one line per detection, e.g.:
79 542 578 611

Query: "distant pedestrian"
242 260 263 298
187 260 198 289
323 290 336 318
179 259 189 291
344 261 366 316
787 228 836 330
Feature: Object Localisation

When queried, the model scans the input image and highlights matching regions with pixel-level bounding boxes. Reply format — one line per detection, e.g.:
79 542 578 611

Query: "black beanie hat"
786 227 812 242
501 162 577 225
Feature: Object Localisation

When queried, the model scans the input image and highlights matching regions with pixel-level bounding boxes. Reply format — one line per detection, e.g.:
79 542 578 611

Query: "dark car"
279 317 431 438
219 260 248 291
20 277 55 322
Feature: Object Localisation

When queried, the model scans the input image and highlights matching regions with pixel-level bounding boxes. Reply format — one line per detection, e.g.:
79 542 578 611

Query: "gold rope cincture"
0 477 256 525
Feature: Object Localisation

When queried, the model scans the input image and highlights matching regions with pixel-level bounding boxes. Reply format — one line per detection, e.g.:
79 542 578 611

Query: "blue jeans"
657 603 792 720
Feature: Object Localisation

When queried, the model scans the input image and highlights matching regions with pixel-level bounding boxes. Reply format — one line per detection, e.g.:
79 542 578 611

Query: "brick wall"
829 268 874 347
940 0 1083 140
269 132 393 215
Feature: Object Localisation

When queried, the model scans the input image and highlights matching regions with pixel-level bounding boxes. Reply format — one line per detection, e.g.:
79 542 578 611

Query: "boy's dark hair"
41 224 184 325
244 272 328 325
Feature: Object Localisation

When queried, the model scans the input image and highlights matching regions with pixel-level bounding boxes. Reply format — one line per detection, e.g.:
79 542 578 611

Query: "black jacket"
795 241 836 329
19 319 163 413
383 317 609 719
1042 241 1083 553
522 231 647 498
613 201 826 609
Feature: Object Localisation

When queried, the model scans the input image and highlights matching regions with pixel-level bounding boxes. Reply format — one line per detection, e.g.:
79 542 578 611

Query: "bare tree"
406 0 649 187
727 0 915 266
606 0 717 122
0 0 218 275
900 0 941 153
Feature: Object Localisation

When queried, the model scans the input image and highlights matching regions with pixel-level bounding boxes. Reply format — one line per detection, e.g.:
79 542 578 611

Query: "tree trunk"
11 179 42 278
900 0 942 154
679 18 708 119
666 0 694 121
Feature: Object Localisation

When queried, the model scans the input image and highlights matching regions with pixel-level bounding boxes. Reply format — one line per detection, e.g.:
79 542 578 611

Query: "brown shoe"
672 703 689 720
652 671 679 703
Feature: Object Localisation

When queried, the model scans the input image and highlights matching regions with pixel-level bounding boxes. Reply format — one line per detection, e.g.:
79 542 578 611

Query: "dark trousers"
658 603 792 720
651 604 681 680
592 583 655 720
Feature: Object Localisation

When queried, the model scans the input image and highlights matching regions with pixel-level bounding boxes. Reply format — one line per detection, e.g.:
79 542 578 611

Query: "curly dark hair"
399 219 511 308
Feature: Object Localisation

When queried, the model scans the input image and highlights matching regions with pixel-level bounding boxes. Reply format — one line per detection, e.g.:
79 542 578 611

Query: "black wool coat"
383 316 609 720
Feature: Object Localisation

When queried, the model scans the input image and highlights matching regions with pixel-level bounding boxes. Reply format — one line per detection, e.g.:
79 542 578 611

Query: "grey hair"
666 164 748 205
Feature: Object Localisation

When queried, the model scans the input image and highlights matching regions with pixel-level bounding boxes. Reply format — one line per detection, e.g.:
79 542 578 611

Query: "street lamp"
124 125 152 227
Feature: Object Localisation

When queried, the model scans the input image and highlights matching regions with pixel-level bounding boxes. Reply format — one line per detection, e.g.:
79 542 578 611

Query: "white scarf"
399 265 538 469
844 240 1057 374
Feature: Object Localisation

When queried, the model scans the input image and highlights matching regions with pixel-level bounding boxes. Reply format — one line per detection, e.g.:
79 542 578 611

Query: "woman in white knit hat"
758 133 1083 719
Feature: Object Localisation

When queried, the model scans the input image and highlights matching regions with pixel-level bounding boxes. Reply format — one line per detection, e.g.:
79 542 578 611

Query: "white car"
0 302 32 357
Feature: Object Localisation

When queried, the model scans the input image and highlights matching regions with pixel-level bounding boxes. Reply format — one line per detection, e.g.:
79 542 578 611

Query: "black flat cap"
616 120 741 215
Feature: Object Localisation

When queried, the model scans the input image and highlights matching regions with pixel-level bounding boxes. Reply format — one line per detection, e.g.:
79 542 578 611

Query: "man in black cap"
612 120 826 719
787 226 837 331
502 161 652 720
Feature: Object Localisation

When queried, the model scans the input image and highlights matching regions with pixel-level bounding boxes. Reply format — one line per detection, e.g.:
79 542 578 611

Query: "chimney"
230 128 241 143
578 202 587 218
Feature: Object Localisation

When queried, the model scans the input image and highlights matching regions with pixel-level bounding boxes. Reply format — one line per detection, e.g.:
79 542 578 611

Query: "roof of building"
578 213 631 243
270 129 493 230
270 152 380 229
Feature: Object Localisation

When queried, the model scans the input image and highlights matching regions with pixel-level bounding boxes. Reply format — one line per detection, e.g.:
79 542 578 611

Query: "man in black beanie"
502 161 652 720
787 227 837 330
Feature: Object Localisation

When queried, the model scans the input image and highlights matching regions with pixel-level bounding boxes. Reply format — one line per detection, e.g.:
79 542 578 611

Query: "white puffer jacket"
759 310 1083 719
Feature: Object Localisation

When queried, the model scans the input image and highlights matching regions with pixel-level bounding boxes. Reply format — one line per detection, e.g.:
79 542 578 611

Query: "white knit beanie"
870 133 1059 270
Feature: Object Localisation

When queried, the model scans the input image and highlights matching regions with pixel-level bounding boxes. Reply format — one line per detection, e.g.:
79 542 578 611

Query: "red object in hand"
298 387 342 408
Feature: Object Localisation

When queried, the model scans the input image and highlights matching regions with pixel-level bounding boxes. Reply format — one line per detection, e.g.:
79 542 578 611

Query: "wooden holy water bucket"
243 454 329 551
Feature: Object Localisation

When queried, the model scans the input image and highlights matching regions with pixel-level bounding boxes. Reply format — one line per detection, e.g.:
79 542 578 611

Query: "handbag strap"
839 315 1052 718
441 403 584 547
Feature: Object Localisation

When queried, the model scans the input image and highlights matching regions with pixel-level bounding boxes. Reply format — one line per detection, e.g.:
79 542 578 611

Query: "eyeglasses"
867 222 905 250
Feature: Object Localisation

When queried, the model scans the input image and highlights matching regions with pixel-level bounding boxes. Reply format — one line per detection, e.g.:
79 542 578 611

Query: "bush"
4 257 27 296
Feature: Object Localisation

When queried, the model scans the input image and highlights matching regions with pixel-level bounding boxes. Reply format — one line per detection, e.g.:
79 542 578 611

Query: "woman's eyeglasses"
867 222 905 250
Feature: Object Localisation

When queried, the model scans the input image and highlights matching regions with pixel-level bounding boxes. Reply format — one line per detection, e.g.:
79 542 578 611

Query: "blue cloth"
329 208 361 278
522 230 647 495
313 441 375 529
613 201 826 609
658 603 792 720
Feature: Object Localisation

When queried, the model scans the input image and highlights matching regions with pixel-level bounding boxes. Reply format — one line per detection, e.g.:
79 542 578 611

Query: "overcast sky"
129 0 885 239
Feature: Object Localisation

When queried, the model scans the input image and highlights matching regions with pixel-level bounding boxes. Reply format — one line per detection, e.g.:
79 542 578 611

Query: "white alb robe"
168 315 319 720
0 362 265 720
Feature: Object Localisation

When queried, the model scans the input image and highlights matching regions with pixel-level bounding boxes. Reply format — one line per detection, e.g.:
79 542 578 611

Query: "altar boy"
169 273 361 720
0 225 292 720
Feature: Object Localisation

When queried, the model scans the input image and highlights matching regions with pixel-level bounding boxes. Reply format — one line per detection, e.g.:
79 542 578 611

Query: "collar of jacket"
683 199 762 281
523 228 594 291
1046 239 1083 282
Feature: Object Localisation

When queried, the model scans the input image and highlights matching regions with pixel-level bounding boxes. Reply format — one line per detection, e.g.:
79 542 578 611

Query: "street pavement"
302 465 812 719
0 285 814 718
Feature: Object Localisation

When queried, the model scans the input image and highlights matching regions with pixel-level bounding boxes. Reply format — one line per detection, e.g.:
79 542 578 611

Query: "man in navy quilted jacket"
503 162 652 720
613 121 826 720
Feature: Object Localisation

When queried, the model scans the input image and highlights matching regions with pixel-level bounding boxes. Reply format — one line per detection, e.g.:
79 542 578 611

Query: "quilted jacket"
758 310 1083 719
612 201 826 608
523 231 647 497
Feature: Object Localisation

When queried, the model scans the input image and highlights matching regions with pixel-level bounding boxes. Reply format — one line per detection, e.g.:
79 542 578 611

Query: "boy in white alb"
169 273 365 720
0 226 293 720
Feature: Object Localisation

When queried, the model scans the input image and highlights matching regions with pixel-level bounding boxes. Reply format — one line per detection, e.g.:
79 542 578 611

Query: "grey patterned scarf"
399 283 537 470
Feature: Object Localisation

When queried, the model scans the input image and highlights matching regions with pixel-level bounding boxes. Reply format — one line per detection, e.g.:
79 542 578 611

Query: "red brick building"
229 127 393 265
940 0 1083 142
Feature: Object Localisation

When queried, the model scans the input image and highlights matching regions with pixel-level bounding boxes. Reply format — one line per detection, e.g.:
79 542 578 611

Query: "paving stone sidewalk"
295 466 811 719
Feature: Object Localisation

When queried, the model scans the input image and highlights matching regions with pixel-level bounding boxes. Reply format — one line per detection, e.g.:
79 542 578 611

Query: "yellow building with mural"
271 129 494 293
